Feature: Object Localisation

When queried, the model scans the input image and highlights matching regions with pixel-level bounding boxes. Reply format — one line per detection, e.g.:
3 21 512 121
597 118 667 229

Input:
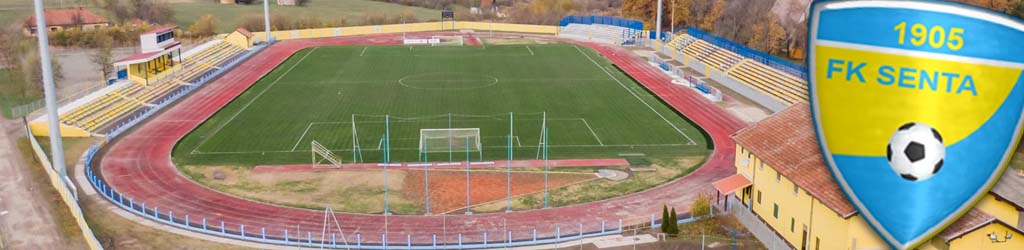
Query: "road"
0 118 69 249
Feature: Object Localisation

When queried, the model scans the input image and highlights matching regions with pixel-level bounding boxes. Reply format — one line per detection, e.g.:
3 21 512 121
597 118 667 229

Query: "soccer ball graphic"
886 122 945 182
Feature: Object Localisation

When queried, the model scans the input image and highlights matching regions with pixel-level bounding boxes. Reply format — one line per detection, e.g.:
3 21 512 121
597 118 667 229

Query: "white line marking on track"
573 45 697 146
191 47 319 154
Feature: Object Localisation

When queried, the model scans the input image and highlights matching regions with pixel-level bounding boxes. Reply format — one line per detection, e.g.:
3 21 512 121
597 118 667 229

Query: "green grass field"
173 44 709 167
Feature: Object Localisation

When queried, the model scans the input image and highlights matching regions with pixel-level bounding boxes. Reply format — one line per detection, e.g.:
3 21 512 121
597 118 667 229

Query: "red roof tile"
938 208 997 241
24 8 108 28
235 28 254 38
713 174 752 195
731 104 858 217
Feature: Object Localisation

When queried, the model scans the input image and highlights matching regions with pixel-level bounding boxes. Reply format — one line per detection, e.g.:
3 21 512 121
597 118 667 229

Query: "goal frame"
418 128 482 161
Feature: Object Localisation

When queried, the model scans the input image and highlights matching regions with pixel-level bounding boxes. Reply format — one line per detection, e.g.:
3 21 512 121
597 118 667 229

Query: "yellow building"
721 105 1024 250
225 28 254 49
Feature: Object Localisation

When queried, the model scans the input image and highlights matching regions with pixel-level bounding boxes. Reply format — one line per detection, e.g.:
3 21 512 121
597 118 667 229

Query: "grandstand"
665 32 808 108
558 16 644 45
34 39 249 136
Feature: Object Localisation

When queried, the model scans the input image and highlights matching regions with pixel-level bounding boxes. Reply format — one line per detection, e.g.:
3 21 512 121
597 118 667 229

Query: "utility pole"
32 0 68 179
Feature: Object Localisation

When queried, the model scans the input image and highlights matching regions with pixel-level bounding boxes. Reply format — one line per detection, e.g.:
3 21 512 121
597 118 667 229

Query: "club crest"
808 1 1024 249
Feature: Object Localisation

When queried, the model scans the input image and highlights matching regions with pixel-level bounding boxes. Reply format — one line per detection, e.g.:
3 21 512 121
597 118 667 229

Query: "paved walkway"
94 32 748 246
0 119 73 249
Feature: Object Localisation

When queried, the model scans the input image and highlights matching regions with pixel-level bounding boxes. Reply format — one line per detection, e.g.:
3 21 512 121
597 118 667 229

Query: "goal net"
431 35 465 46
419 128 481 154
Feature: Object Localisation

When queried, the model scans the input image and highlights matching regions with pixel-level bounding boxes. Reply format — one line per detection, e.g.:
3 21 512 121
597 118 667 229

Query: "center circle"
398 72 499 90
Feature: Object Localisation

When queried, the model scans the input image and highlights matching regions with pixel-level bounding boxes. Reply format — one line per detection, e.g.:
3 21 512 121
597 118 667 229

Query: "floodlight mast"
32 0 67 178
263 0 271 42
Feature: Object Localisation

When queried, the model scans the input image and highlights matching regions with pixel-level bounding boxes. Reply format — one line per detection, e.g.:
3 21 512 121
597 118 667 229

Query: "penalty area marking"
573 45 697 146
191 47 319 154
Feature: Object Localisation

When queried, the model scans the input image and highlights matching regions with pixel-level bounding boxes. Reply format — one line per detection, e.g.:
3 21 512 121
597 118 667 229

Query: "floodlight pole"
655 0 663 45
263 0 271 42
506 112 512 212
32 0 67 178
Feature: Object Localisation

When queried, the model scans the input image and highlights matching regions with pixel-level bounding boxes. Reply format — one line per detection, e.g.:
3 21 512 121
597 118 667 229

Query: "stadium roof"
731 104 857 218
143 26 177 35
24 8 108 28
114 41 181 66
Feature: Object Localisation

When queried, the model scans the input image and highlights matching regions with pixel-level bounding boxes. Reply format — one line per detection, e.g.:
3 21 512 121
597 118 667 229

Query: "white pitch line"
190 47 319 154
360 46 368 56
573 45 697 146
290 122 316 151
526 45 534 55
580 118 604 146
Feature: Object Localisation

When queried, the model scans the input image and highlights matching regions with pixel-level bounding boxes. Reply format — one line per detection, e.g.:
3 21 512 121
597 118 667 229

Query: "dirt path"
0 119 70 249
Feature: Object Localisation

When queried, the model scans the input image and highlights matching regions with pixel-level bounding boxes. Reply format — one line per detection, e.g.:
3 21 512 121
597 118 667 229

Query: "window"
776 172 782 182
759 162 764 171
793 183 799 196
757 191 762 204
773 204 779 218
790 218 795 232
815 237 820 250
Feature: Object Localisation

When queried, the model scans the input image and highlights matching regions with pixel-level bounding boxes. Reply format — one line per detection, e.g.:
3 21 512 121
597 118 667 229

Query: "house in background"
277 0 297 6
22 8 110 36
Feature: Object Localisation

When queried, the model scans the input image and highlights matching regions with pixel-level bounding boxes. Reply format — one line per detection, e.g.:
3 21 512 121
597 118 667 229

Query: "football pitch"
173 44 709 166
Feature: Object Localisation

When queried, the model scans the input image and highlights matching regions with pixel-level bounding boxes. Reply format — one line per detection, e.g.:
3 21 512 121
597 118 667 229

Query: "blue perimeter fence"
685 27 808 80
82 41 701 249
560 15 644 31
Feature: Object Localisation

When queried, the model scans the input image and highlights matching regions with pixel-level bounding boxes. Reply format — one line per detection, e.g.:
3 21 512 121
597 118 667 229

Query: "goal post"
430 35 464 46
419 128 482 159
312 140 342 167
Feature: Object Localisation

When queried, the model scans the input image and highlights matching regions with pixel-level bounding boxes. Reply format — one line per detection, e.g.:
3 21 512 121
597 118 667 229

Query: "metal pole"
465 136 472 215
655 0 663 43
384 115 390 215
263 0 271 42
507 112 512 212
543 127 549 208
31 0 68 178
424 137 430 215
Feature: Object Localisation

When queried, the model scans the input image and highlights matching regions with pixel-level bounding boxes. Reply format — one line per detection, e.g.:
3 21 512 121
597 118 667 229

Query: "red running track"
97 33 748 245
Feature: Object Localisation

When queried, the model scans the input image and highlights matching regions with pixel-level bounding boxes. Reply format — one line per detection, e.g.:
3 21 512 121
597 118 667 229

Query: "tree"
189 15 220 37
765 16 787 55
661 204 670 234
699 0 726 31
746 20 768 51
91 32 115 80
668 207 679 235
669 0 691 31
691 193 712 218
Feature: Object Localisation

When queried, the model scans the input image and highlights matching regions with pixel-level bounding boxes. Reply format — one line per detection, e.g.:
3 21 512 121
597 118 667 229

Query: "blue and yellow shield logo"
809 1 1024 249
